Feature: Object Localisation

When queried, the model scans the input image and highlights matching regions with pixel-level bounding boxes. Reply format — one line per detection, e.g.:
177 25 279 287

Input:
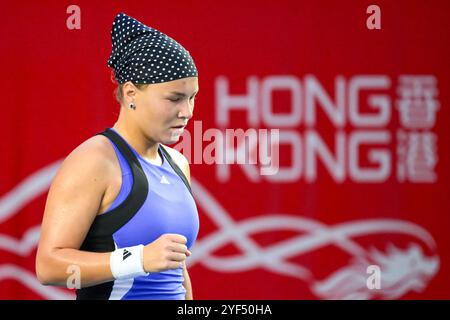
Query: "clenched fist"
143 234 191 273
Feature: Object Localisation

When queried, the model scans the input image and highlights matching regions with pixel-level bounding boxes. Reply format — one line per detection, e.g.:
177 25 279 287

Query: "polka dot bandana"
107 12 198 84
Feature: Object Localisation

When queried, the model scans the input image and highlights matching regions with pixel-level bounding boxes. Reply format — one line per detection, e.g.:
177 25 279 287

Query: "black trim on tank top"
80 128 149 248
159 145 192 196
77 128 149 300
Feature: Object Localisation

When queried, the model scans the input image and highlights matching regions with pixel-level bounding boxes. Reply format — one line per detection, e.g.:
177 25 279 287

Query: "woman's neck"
112 120 161 164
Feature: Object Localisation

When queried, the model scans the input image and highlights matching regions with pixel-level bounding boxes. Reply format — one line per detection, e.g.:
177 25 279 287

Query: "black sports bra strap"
159 145 193 196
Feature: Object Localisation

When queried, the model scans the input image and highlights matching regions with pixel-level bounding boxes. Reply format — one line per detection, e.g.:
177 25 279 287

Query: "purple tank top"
103 129 199 300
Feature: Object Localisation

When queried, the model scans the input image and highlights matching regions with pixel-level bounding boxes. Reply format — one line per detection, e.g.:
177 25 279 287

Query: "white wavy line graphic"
0 225 40 256
0 264 74 300
0 161 61 224
190 178 318 280
0 161 61 298
190 177 437 283
0 161 439 299
189 213 436 280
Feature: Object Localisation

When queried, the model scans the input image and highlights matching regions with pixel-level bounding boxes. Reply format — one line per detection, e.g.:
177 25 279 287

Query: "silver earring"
129 103 136 110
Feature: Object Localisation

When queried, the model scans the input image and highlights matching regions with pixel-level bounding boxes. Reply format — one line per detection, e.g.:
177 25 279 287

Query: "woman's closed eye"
168 95 197 102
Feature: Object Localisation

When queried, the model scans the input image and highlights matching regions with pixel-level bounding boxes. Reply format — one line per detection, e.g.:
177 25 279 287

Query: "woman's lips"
170 126 185 135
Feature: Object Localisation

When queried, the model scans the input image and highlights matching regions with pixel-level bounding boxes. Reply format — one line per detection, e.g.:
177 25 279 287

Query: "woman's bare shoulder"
52 134 117 190
40 134 118 252
66 134 115 163
61 134 115 169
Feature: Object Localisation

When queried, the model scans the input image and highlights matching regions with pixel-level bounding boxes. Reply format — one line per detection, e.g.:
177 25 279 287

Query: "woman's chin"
161 135 181 145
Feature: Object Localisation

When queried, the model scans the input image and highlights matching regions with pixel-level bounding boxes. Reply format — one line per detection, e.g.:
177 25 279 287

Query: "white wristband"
110 244 149 280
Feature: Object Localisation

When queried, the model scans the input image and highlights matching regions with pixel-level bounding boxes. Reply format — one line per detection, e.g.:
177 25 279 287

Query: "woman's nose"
178 100 194 119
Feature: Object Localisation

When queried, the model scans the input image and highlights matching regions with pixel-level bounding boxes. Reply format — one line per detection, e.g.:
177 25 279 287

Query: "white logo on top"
160 175 170 185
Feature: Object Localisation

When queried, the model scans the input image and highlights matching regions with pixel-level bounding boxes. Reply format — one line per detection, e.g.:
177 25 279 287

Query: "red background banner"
0 0 449 299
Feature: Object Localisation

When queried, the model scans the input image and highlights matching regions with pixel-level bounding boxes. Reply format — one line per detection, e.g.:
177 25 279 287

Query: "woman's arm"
36 137 116 287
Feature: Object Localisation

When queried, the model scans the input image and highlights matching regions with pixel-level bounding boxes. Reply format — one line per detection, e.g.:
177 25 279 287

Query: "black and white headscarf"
107 12 198 84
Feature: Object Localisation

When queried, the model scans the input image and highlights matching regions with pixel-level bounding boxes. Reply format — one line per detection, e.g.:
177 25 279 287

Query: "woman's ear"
122 81 137 103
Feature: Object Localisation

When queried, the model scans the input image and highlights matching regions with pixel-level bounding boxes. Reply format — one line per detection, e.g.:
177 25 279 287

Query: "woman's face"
132 76 199 145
